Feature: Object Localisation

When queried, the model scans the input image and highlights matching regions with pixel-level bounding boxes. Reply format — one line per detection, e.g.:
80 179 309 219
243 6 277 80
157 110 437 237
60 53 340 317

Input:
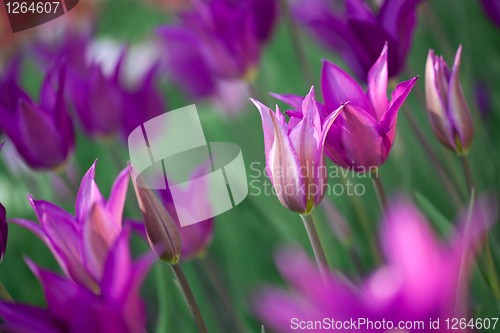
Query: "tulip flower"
425 46 474 155
252 87 344 215
9 161 130 292
130 166 182 264
0 61 75 170
273 44 417 172
0 230 155 333
479 0 500 27
254 197 496 333
292 0 426 81
156 0 278 100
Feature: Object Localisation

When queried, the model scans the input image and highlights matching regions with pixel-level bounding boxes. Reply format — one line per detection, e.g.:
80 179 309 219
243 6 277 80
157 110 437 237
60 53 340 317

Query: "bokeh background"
1 0 500 331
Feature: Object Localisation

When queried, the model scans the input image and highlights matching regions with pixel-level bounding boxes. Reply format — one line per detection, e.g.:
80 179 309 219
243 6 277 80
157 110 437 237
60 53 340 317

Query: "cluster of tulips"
0 0 499 332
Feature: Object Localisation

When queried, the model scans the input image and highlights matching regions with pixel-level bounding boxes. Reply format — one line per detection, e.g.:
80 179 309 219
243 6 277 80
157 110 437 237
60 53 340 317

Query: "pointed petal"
271 93 329 119
321 60 372 112
447 45 474 153
76 160 105 224
268 111 307 213
367 43 389 121
0 302 64 333
425 49 455 150
380 76 418 143
251 98 276 181
106 165 131 227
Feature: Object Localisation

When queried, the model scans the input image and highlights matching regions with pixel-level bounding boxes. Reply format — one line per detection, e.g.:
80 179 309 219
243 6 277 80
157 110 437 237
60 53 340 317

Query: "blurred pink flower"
9 161 130 292
273 44 417 172
252 87 344 214
254 197 496 332
0 230 155 333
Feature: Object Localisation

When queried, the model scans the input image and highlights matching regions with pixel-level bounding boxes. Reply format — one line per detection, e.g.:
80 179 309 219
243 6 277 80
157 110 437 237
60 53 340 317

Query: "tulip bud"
130 165 182 264
425 46 474 155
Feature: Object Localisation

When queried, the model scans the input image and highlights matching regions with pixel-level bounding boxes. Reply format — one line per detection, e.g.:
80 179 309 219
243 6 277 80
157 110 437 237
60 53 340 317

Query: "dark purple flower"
474 81 492 118
0 60 75 171
156 0 278 99
9 161 130 291
0 142 6 263
254 197 496 333
479 0 500 27
293 0 425 81
0 230 155 333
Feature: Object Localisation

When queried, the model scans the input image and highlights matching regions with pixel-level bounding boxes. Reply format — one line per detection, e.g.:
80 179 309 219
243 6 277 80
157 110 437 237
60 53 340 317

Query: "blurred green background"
1 0 500 331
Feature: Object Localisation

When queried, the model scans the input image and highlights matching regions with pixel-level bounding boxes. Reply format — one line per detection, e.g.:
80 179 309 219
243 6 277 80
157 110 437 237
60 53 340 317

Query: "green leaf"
414 191 453 236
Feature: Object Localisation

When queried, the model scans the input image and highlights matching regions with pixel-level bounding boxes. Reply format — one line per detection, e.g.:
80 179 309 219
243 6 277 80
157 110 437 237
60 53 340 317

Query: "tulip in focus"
252 87 344 215
0 230 155 333
292 0 426 81
273 44 417 172
426 46 474 155
0 60 75 170
254 197 496 333
9 161 130 292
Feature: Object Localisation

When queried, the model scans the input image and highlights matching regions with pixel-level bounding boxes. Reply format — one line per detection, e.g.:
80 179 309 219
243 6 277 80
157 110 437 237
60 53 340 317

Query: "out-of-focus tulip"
479 0 500 27
292 0 425 81
425 46 474 155
0 230 155 333
254 197 496 333
252 87 344 215
156 0 278 100
9 161 130 292
474 81 491 118
130 167 182 264
0 61 75 170
273 44 417 172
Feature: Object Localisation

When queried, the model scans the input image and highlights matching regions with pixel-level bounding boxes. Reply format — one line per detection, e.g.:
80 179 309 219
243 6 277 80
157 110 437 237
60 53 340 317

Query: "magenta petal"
447 46 474 152
251 99 276 180
76 160 105 224
367 43 389 121
380 76 418 142
321 60 372 112
268 111 307 213
0 203 7 262
0 302 64 333
106 165 131 227
25 258 95 325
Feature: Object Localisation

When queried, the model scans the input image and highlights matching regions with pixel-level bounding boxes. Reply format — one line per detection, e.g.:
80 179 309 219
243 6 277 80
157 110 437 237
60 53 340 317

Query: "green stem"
279 0 314 86
195 257 248 333
300 214 330 284
402 105 464 208
155 263 169 333
0 280 13 302
170 263 210 333
460 155 475 195
371 169 388 212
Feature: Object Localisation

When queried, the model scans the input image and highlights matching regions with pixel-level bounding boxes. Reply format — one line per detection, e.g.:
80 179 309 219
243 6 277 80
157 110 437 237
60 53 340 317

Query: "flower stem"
279 0 314 86
155 263 169 333
459 155 500 299
170 263 210 333
371 169 388 212
300 214 330 284
0 280 13 302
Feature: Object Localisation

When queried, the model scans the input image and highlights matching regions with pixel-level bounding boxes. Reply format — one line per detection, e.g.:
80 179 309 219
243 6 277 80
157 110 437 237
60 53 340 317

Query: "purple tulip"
254 197 496 333
156 0 278 99
292 0 425 81
273 44 417 172
9 161 130 292
252 87 344 214
426 46 474 155
479 0 500 27
0 61 75 170
0 230 155 333
158 165 215 262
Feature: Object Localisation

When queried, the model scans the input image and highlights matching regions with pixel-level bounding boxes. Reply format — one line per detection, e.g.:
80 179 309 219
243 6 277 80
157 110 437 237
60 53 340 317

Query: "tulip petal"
76 160 105 224
268 111 307 213
106 165 131 227
367 43 389 121
271 92 329 119
321 60 372 112
251 98 276 180
0 203 7 263
425 50 455 150
0 302 64 333
447 45 474 153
